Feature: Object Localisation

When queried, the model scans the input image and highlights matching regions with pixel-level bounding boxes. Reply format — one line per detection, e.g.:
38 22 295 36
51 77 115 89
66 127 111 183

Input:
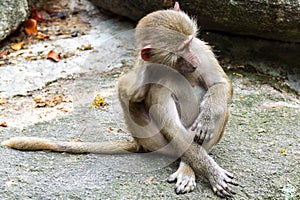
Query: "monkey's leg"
2 137 140 154
146 87 238 197
167 160 196 194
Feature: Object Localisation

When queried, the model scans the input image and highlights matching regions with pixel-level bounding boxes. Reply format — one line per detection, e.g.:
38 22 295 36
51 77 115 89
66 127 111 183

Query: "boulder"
90 0 300 92
0 0 30 41
89 0 300 43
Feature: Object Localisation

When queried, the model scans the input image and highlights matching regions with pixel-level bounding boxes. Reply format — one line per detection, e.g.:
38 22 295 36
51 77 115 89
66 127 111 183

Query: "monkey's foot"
209 167 239 198
167 161 196 194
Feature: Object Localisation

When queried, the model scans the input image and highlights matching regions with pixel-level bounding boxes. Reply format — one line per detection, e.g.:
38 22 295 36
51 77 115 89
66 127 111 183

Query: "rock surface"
89 0 300 92
0 0 30 41
89 0 300 42
0 0 299 199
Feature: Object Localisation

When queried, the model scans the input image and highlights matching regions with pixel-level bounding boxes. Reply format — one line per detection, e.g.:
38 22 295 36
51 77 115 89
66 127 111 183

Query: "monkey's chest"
173 85 204 128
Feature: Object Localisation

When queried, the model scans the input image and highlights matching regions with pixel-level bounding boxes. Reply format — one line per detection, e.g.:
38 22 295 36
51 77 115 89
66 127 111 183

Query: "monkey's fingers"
190 113 203 131
223 170 239 186
194 126 208 144
194 136 204 145
190 122 197 131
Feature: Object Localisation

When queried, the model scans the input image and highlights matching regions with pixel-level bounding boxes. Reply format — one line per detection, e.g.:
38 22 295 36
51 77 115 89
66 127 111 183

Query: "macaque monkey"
2 2 238 198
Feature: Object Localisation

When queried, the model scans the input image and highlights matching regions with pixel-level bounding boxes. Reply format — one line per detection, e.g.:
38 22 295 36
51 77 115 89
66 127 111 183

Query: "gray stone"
0 0 30 41
89 0 300 91
89 0 300 43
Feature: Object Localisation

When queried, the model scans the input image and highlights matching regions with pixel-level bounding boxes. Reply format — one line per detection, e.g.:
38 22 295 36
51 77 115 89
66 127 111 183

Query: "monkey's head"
140 34 200 74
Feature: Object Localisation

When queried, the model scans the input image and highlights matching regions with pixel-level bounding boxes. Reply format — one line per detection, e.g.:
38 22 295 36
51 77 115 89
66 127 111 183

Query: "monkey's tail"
2 137 140 154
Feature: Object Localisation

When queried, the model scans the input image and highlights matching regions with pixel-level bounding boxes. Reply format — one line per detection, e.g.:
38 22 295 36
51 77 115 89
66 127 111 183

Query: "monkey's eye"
177 45 186 53
177 57 187 65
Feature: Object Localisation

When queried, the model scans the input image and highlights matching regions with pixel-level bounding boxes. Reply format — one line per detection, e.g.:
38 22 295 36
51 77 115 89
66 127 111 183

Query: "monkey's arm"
146 86 237 197
191 58 233 146
118 62 151 103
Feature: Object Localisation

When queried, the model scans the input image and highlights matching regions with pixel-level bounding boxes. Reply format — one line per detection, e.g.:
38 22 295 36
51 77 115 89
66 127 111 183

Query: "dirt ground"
0 0 299 199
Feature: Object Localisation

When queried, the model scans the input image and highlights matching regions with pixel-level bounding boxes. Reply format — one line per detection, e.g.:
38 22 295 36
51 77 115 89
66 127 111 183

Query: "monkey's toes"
175 175 196 194
213 184 236 198
167 173 177 183
210 168 238 198
168 167 196 194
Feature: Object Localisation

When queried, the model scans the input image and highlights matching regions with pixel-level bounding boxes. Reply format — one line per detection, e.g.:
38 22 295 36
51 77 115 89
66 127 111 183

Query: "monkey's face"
173 35 201 73
175 57 197 73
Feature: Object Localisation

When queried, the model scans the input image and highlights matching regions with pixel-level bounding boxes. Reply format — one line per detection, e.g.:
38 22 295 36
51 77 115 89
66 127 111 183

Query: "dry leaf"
80 44 93 50
0 121 7 127
89 94 106 108
0 97 8 105
11 42 24 51
233 72 243 77
0 51 9 59
35 95 63 108
31 8 43 22
33 95 43 103
46 50 60 62
237 65 245 69
144 176 154 185
23 19 38 36
37 32 50 40
280 148 287 155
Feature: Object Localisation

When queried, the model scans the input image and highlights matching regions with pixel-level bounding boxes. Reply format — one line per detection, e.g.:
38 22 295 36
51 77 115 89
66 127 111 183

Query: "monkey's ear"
141 45 152 61
174 2 180 11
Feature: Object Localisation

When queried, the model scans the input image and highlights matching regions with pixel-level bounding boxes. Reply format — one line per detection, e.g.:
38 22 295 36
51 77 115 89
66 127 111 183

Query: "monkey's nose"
190 56 200 67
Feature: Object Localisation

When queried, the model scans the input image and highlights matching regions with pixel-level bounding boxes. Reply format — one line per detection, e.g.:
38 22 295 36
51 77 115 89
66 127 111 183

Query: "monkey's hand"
190 101 228 145
190 110 211 144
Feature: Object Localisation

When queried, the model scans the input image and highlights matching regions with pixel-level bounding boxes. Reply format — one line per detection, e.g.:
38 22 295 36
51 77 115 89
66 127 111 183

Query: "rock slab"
0 0 30 41
89 0 300 42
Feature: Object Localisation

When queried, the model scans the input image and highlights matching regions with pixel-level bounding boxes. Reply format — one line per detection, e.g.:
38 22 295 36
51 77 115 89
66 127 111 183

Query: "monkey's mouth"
179 66 197 73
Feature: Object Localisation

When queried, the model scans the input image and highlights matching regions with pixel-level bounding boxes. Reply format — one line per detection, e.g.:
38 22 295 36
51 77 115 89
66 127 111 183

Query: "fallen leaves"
31 8 43 22
89 94 107 108
0 97 8 105
0 121 7 127
11 42 24 51
280 148 287 156
0 51 9 59
23 19 38 36
37 32 50 40
46 50 60 62
33 95 43 103
233 72 243 77
144 176 154 185
79 44 93 51
0 5 94 66
34 94 63 108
